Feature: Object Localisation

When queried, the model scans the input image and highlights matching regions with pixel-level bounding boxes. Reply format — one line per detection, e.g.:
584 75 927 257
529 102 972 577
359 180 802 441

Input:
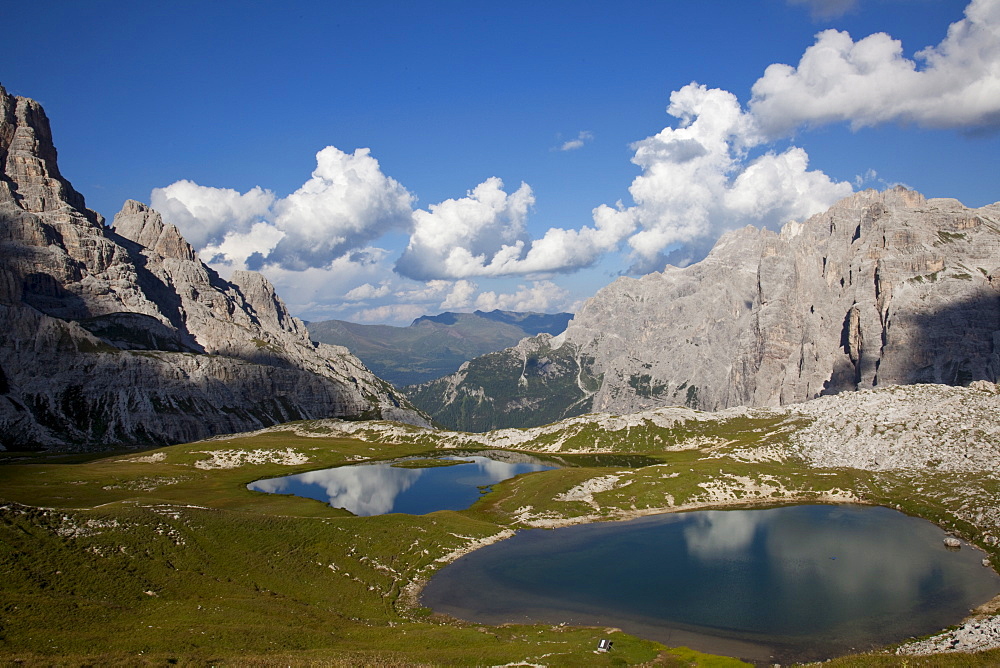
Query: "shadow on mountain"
21 271 90 317
819 290 999 399
104 231 205 353
895 288 1000 386
78 312 202 353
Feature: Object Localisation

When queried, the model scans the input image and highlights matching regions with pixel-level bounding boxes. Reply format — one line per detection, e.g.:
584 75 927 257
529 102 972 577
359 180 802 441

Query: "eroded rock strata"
0 84 427 449
410 188 1000 431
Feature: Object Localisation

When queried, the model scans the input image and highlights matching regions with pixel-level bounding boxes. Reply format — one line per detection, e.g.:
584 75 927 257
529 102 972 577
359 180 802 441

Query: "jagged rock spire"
0 85 429 449
0 83 101 225
112 199 197 262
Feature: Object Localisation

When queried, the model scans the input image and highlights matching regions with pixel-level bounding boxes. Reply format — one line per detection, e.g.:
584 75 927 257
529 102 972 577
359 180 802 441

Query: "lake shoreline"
407 493 1000 663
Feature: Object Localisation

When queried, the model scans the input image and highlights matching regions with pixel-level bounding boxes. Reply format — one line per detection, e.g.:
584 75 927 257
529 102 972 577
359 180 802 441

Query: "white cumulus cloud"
351 303 428 324
396 174 637 280
343 281 392 301
150 180 274 249
152 146 413 272
269 147 415 270
593 83 852 272
751 0 1000 137
395 177 535 280
200 221 285 269
473 280 571 313
440 280 479 309
393 279 455 302
261 248 393 320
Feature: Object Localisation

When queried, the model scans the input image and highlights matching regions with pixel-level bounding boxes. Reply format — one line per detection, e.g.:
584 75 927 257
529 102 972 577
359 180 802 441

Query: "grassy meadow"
2 417 999 666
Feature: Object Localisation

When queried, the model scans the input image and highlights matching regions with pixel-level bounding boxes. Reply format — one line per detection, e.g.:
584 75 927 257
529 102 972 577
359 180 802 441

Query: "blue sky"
5 0 999 324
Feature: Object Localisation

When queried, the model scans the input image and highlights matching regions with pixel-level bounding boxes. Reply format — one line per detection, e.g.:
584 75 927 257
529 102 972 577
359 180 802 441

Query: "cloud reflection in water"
683 509 766 558
679 505 985 633
248 454 554 516
250 465 423 516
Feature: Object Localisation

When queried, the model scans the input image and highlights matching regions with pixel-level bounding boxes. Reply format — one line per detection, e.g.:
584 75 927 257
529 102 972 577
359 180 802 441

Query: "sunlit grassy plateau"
2 413 999 667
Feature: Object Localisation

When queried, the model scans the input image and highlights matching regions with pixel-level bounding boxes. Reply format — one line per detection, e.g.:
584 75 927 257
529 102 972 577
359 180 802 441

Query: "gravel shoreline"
897 613 1000 655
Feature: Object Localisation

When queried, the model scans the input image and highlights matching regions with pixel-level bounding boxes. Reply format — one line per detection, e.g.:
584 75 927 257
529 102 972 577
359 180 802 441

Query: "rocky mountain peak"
0 85 428 449
112 199 197 262
586 187 1000 413
408 186 1000 432
0 84 100 225
830 185 926 212
230 269 304 336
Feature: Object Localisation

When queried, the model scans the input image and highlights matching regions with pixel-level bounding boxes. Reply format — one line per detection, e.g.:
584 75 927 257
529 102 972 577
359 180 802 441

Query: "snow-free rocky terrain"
0 84 427 450
409 188 1000 432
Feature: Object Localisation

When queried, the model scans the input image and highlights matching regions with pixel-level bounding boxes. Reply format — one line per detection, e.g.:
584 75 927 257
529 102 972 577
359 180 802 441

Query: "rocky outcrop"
789 381 1000 473
410 188 1000 430
405 333 599 431
0 88 100 225
898 615 1000 656
112 199 196 263
0 84 427 450
309 309 573 387
578 188 1000 414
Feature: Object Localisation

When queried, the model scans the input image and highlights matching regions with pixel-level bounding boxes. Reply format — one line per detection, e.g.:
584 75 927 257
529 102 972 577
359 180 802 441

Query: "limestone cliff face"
574 187 1000 414
0 89 101 225
0 84 427 450
409 187 1000 431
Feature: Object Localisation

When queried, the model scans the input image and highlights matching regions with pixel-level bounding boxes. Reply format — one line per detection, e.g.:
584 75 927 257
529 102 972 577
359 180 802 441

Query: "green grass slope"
0 433 739 667
2 405 999 666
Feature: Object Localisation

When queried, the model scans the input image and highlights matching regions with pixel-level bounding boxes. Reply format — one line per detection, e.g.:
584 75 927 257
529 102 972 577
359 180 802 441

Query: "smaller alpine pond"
247 451 556 516
421 504 1000 663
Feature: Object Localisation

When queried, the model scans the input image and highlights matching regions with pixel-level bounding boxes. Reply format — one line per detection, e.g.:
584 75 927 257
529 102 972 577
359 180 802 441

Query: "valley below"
4 382 1000 666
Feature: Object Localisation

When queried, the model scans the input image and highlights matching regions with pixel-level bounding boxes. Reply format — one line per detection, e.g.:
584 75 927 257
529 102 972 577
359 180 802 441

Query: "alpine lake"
250 450 1000 664
247 450 657 516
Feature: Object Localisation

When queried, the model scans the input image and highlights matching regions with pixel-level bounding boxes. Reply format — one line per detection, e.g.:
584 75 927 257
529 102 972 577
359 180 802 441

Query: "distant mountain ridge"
0 84 426 449
408 188 1000 432
411 310 571 336
308 310 572 387
403 333 598 431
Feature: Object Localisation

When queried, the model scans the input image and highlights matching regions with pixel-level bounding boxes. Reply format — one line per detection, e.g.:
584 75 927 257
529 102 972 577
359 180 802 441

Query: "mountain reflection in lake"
421 504 1000 663
247 452 555 516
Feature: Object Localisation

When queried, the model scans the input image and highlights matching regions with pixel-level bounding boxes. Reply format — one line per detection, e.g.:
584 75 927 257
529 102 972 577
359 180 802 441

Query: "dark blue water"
421 505 1000 663
247 453 555 516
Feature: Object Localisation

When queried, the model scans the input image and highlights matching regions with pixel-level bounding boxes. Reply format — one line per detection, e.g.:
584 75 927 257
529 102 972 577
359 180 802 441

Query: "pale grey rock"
898 615 1000 655
568 223 771 414
436 190 996 431
789 383 1000 473
0 84 428 450
572 188 1000 414
970 379 1000 394
229 269 304 336
0 86 101 225
415 187 1000 430
112 199 196 262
